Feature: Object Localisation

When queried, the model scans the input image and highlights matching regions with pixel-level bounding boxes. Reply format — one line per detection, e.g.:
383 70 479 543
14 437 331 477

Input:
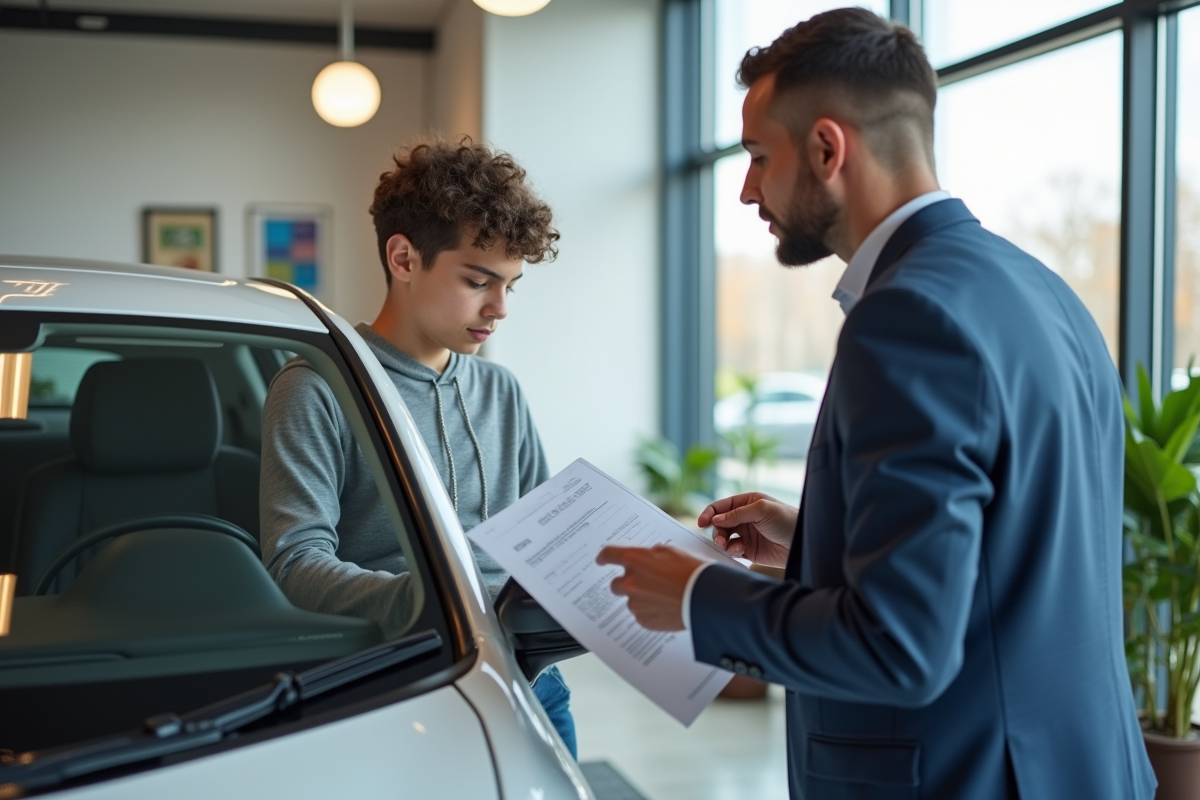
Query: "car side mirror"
495 577 587 682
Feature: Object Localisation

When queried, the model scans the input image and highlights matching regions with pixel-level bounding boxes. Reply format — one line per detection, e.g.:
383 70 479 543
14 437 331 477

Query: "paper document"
467 458 741 725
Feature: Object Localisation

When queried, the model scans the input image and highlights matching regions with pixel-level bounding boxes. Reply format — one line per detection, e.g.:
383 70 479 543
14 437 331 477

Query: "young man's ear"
384 234 423 285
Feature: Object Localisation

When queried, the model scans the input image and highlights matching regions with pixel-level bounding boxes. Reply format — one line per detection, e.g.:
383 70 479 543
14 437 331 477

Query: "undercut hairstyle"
737 7 938 172
369 137 559 283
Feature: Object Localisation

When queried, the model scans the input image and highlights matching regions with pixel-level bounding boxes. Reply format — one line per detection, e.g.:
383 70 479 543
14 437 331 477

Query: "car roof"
0 255 326 333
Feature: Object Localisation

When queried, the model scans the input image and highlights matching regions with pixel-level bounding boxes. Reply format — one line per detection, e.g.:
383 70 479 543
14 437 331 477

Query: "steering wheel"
34 514 260 596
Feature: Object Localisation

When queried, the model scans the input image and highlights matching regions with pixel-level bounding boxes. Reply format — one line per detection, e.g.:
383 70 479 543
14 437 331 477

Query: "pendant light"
472 0 552 16
312 0 381 127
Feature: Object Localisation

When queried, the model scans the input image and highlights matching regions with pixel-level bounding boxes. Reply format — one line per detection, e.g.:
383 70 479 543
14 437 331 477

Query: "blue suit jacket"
691 200 1155 800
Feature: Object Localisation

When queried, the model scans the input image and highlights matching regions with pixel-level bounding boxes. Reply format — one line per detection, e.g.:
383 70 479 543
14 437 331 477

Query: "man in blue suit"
598 8 1154 799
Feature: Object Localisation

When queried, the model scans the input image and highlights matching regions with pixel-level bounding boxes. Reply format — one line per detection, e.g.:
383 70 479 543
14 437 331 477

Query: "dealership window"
923 0 1113 67
937 32 1124 360
663 0 1197 484
707 0 886 500
1174 7 1200 382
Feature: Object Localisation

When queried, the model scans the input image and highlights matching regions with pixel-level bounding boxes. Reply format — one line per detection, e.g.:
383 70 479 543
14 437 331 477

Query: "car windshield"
0 317 449 756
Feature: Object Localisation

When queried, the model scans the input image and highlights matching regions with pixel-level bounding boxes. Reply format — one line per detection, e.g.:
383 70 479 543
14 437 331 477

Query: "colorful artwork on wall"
247 205 332 301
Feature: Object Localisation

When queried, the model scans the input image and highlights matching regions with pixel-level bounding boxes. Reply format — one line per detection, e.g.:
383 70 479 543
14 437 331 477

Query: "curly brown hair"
369 137 559 283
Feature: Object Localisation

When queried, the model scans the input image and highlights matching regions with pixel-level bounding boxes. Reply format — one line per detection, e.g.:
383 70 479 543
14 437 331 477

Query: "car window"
0 318 451 757
29 346 119 406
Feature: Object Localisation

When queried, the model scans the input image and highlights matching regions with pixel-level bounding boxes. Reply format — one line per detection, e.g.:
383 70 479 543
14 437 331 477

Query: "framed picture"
142 208 217 272
246 204 332 301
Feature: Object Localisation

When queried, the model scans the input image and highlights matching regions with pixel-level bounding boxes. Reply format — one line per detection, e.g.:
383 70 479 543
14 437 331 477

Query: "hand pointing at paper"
597 545 701 631
597 492 798 632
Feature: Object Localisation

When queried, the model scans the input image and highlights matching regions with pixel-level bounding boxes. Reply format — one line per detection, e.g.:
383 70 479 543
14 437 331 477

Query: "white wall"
431 0 484 141
481 0 661 486
0 31 428 325
0 10 664 485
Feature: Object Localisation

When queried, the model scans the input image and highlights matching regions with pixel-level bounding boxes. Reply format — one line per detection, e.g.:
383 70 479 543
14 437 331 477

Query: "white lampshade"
473 0 551 16
311 61 381 127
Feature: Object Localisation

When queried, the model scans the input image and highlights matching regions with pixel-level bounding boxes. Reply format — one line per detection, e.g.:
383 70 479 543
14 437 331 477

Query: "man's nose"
485 292 508 320
740 174 762 206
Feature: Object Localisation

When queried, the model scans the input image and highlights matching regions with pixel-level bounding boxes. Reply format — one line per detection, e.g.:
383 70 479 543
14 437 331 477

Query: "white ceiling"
3 0 453 28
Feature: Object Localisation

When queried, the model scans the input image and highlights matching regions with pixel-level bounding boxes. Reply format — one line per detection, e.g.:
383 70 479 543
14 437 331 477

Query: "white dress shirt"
680 190 952 646
832 190 950 314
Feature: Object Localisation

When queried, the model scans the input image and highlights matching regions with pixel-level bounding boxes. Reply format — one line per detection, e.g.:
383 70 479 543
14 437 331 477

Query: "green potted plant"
633 437 719 523
1124 364 1200 798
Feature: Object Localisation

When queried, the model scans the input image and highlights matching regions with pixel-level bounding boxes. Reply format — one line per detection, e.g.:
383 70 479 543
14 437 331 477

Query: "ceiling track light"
311 0 381 128
472 0 553 17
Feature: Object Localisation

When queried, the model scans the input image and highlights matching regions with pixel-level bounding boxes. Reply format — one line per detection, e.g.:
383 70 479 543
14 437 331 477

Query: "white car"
0 256 591 799
713 371 827 459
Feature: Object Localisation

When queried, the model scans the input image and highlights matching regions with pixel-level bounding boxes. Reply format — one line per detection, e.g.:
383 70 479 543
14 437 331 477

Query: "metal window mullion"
936 5 1122 86
1120 5 1160 393
1158 12 1180 389
889 0 921 39
662 0 716 453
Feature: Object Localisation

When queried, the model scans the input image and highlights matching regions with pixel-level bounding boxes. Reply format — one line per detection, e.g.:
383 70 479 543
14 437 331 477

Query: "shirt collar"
832 190 951 314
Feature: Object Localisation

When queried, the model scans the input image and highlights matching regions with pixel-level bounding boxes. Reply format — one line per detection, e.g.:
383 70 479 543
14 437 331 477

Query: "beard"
765 168 838 267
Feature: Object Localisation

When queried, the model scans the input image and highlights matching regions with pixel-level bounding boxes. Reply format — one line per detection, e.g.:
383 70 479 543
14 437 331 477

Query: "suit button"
719 657 733 671
747 665 762 679
733 660 748 674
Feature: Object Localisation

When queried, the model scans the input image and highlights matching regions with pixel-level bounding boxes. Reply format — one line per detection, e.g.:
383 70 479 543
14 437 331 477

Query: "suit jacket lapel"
781 200 978 585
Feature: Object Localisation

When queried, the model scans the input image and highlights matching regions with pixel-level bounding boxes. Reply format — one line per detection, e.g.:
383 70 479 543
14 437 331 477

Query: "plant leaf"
1158 378 1200 439
1125 395 1143 433
1164 409 1200 464
1130 439 1197 505
1138 363 1159 443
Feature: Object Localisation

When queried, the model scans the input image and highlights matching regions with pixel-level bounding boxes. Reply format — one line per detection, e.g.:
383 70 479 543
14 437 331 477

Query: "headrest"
70 358 222 475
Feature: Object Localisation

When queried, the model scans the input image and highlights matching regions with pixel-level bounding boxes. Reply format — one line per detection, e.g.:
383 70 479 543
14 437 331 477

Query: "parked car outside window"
714 371 828 459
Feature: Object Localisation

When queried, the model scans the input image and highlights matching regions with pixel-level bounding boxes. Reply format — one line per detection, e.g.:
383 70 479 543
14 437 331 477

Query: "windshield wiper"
1 629 443 794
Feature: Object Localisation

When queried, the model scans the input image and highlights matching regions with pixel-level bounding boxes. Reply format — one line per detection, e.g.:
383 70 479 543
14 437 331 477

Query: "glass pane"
924 0 1112 68
2 322 430 752
29 347 119 406
714 152 843 504
1174 8 1200 384
936 32 1122 359
713 0 888 149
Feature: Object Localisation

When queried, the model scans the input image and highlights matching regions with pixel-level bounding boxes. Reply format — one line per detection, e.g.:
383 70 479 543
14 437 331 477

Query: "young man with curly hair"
258 137 576 755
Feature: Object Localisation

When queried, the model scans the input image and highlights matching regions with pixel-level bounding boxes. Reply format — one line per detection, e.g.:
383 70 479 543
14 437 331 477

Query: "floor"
560 654 790 800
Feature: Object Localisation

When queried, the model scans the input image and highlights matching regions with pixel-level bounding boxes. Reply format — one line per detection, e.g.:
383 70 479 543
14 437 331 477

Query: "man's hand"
698 492 798 568
596 544 703 631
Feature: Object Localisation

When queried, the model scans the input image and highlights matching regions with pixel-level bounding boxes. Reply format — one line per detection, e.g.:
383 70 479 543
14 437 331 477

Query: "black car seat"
11 358 260 595
0 416 74 573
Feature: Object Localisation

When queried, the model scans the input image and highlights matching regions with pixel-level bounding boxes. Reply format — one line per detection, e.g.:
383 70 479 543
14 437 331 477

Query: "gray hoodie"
259 323 550 635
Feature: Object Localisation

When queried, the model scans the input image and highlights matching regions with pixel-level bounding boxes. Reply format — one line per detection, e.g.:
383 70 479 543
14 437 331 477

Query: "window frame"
661 0 1198 455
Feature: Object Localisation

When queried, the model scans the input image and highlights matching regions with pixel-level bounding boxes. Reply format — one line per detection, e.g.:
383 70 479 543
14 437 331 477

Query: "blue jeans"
531 664 577 759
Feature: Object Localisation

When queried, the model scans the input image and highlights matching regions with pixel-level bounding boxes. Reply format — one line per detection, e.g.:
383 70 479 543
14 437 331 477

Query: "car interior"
0 321 427 751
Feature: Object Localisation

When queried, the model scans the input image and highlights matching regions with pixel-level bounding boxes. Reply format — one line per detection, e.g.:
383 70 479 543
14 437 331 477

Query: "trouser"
531 664 577 759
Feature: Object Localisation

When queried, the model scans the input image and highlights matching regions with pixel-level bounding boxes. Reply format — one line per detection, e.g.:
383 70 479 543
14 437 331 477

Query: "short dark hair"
737 7 937 170
369 137 559 284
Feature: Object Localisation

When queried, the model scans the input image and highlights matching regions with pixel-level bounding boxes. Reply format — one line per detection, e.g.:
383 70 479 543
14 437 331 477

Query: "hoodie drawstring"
430 376 489 521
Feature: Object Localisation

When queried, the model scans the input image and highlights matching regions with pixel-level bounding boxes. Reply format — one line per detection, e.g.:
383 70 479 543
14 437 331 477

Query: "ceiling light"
312 1 380 128
473 0 552 16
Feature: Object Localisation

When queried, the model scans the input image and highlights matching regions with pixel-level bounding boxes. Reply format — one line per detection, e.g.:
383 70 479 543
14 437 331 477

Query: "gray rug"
579 760 649 800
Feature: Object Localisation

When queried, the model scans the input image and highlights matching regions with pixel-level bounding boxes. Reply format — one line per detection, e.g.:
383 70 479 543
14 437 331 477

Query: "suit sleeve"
690 286 998 707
